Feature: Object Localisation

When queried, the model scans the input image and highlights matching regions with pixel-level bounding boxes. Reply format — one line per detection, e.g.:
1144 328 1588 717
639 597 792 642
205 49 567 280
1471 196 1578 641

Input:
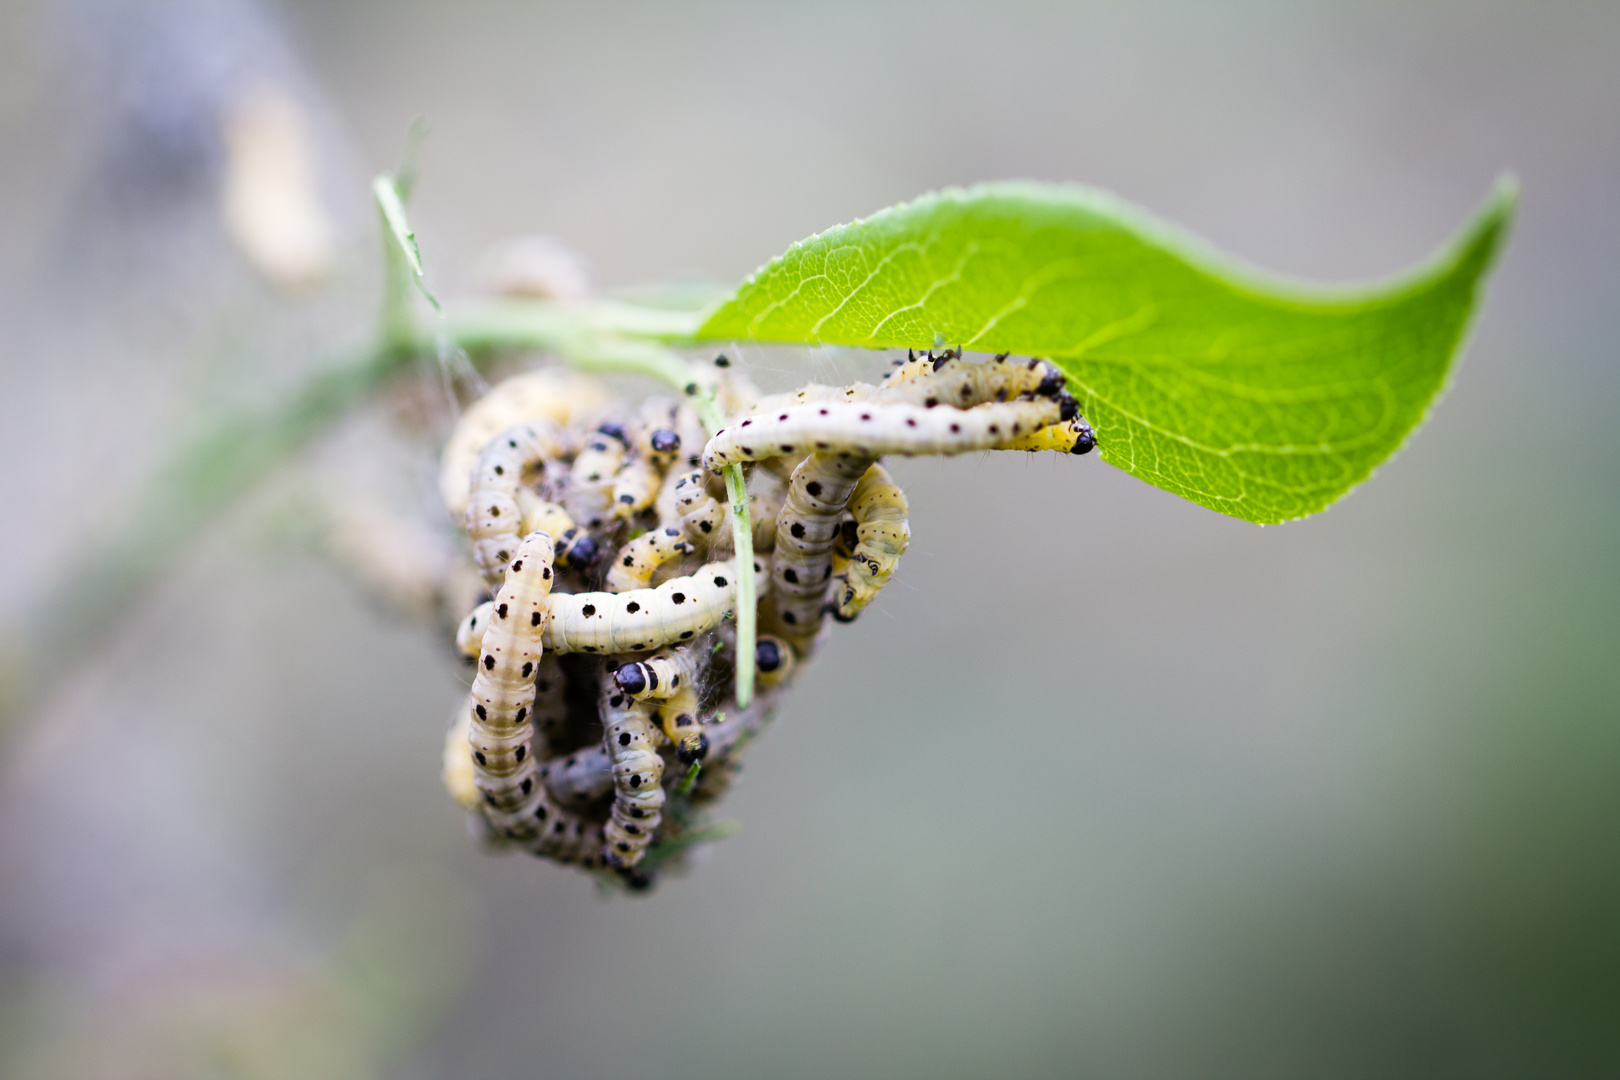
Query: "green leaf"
372 173 440 312
696 180 1514 523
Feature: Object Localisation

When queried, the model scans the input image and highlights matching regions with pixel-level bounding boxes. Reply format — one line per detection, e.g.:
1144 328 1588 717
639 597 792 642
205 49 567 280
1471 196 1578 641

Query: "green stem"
1 296 754 732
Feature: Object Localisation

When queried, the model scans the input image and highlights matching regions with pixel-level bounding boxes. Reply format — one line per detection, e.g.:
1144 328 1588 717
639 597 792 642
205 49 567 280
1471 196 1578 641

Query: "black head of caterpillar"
755 634 797 688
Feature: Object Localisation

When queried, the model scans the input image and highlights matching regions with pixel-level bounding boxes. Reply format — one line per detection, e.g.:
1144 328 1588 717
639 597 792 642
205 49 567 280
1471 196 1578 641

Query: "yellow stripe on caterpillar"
542 556 769 655
828 463 909 622
703 398 1066 469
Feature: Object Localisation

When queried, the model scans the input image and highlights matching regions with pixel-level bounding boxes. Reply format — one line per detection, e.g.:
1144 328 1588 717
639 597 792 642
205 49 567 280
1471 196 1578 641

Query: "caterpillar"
600 674 665 869
754 634 796 689
564 426 627 531
828 463 910 623
465 531 554 820
703 397 1068 469
539 744 615 805
611 452 662 520
440 368 607 518
514 489 600 568
465 421 571 585
649 684 707 764
542 556 769 655
611 640 707 700
605 526 694 592
466 535 612 866
671 469 781 553
879 347 952 388
874 352 1067 410
996 416 1097 455
442 699 480 810
770 451 874 636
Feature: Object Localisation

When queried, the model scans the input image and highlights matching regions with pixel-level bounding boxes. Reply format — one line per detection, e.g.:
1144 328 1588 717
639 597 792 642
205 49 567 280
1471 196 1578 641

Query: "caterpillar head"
675 731 710 765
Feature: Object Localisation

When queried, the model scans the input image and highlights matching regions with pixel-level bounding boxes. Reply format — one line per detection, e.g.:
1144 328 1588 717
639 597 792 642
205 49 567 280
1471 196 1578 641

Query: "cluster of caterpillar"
438 348 1091 890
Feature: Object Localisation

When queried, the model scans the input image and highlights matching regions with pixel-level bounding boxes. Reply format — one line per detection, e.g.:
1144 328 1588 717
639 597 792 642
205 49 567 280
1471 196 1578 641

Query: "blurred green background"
1 2 1617 1077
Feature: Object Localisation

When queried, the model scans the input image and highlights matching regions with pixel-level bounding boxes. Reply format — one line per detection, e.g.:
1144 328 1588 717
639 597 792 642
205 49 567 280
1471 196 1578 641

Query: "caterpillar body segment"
771 452 873 635
439 368 605 518
465 421 570 585
466 532 553 821
515 489 600 568
611 452 662 520
456 600 496 661
529 652 570 747
703 398 1067 470
443 700 479 809
540 745 615 805
828 463 910 622
996 416 1097 455
542 557 769 655
649 684 707 763
875 352 1067 410
673 403 708 472
601 691 665 869
612 641 706 701
565 428 627 532
673 469 783 553
673 470 725 545
606 527 693 592
879 348 945 388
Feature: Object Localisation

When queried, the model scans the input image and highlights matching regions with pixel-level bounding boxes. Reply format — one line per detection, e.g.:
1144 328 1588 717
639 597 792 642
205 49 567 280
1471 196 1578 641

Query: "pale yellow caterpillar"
649 683 706 764
514 488 600 569
611 452 661 520
671 469 781 553
611 641 706 701
770 452 874 635
996 416 1097 455
703 398 1067 469
600 678 665 869
875 352 1067 410
542 557 769 655
466 532 554 820
465 535 611 865
440 368 607 518
828 463 910 622
465 421 571 585
605 526 694 592
442 699 479 810
564 428 627 531
754 634 796 688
